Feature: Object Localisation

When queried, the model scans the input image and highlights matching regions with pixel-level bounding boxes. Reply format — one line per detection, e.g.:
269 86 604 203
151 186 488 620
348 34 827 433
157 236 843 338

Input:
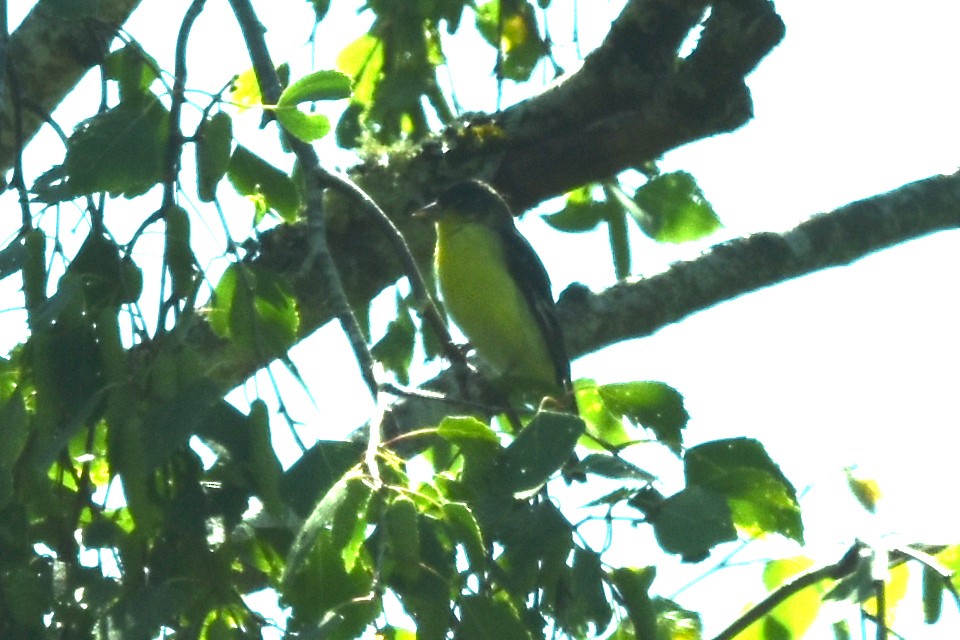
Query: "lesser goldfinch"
419 180 576 411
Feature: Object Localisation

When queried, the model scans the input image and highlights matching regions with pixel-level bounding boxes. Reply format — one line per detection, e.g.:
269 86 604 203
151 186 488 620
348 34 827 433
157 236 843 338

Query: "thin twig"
890 544 960 614
227 0 379 399
712 542 865 640
874 576 887 640
163 0 207 210
314 169 463 367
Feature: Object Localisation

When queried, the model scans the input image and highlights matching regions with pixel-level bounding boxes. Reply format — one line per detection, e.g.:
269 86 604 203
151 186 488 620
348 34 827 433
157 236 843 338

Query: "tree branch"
712 542 865 640
0 0 142 172
558 171 960 357
193 168 960 409
429 0 786 208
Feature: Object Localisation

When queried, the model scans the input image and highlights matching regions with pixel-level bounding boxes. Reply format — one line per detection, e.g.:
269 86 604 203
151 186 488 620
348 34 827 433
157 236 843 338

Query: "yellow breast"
435 220 556 389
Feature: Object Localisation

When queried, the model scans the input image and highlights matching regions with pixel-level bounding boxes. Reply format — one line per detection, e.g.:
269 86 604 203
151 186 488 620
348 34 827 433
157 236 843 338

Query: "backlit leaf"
633 171 721 243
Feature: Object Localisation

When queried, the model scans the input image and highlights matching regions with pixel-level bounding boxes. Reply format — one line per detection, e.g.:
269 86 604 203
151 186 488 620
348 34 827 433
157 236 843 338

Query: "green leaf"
286 470 370 577
652 597 702 639
283 528 378 637
584 487 640 508
832 621 853 640
541 186 611 232
275 107 332 142
633 171 722 243
497 501 572 595
103 44 160 100
475 1 548 81
568 547 613 633
457 594 531 640
227 146 302 221
332 480 374 573
574 379 633 449
337 34 383 106
385 495 422 582
389 516 458 640
46 0 102 19
0 236 25 281
599 381 688 455
196 111 233 202
279 70 352 105
28 318 102 429
61 94 170 198
758 556 824 638
244 400 284 513
580 454 655 482
228 67 263 111
441 502 486 573
164 205 197 301
497 412 584 494
371 303 416 385
685 438 803 542
607 208 631 280
336 101 365 148
0 558 53 628
65 233 124 309
436 415 500 445
307 0 331 21
922 563 944 624
609 567 657 640
437 416 502 498
119 255 143 303
0 391 27 471
648 485 737 562
141 378 222 470
208 263 300 356
279 441 364 518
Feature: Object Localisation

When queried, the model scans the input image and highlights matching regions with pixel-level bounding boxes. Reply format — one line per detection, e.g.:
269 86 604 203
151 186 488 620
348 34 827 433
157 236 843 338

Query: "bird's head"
416 180 515 228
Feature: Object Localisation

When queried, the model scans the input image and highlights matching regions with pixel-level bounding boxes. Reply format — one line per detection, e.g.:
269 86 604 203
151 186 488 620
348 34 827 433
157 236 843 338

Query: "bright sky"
7 0 960 637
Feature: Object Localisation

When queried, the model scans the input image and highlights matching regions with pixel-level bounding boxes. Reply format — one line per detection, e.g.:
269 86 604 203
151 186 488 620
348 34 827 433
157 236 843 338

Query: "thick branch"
0 0 141 172
429 0 785 208
558 171 960 356
195 170 960 397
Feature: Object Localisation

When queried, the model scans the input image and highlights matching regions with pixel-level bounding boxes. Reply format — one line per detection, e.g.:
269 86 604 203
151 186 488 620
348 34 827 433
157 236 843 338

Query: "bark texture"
0 0 142 171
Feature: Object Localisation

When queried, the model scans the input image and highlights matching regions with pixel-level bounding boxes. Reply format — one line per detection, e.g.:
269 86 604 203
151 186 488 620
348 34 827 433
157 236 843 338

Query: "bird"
418 179 577 413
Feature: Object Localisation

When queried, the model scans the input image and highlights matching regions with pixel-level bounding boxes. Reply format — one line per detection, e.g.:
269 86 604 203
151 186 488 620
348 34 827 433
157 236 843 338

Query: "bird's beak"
413 200 440 221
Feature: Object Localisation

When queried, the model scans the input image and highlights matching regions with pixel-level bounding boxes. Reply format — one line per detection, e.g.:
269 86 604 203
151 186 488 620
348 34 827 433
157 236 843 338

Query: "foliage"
0 1 955 639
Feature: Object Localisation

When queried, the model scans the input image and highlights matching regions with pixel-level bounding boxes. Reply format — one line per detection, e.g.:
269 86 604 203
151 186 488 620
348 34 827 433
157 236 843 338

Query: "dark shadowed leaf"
196 111 233 202
648 485 736 562
286 470 371 576
0 238 27 280
457 594 531 640
208 263 300 356
685 438 802 542
568 547 613 633
580 454 655 482
62 94 169 198
279 441 364 518
283 527 377 638
307 0 331 21
227 146 301 221
609 566 657 640
497 412 584 494
371 302 416 385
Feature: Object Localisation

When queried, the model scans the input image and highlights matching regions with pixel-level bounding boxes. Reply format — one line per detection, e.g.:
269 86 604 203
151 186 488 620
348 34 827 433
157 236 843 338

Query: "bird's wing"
500 226 572 389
